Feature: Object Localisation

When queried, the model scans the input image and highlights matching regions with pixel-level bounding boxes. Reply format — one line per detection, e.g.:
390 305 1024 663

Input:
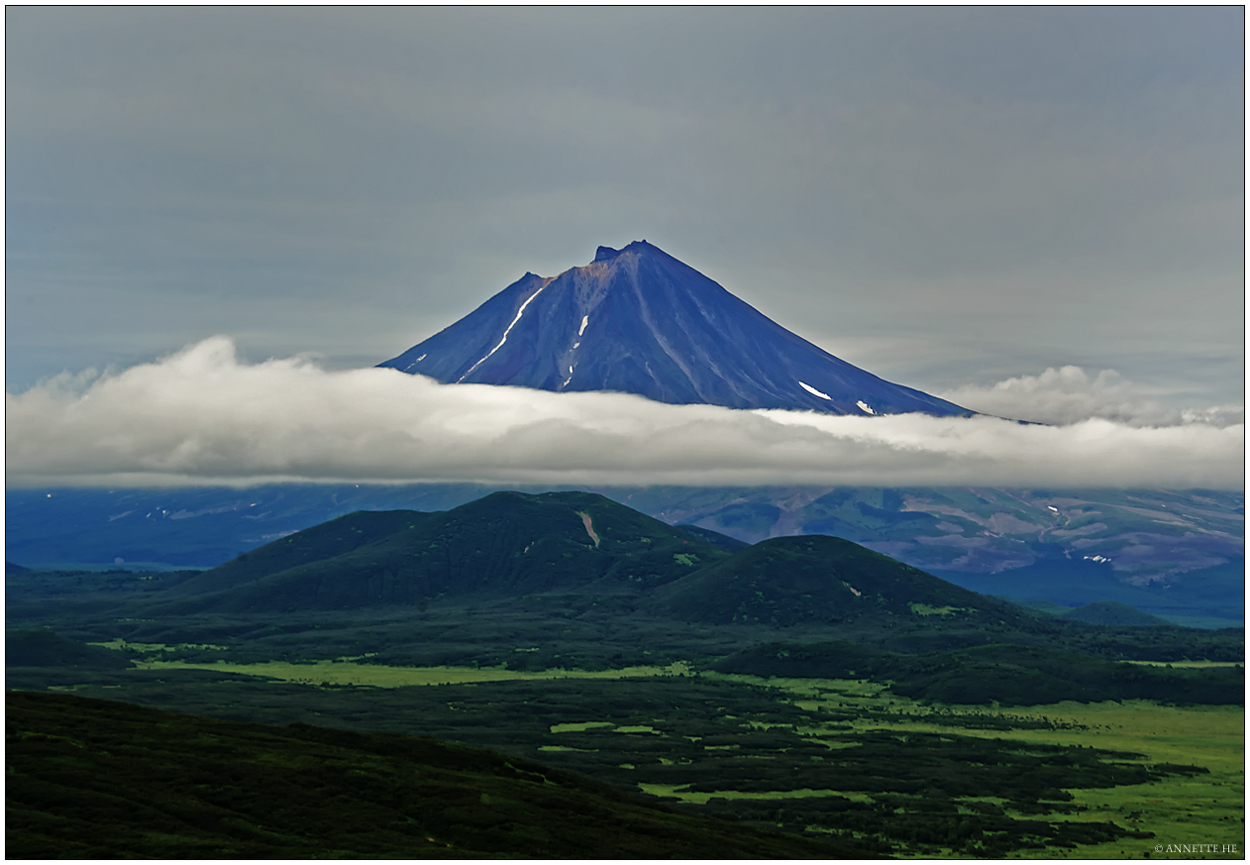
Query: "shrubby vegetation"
713 641 1244 706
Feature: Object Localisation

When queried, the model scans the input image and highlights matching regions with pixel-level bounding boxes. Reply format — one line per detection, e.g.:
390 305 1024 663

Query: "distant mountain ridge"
381 241 971 417
8 484 1241 627
152 491 1030 636
157 491 741 613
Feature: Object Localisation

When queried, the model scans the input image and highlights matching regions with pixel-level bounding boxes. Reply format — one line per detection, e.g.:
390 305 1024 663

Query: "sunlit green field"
132 657 693 687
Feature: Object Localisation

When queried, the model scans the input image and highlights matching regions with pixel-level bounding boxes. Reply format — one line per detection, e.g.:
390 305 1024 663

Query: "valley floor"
10 650 1244 859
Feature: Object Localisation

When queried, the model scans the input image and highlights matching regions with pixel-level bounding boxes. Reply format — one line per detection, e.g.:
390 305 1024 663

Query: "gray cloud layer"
7 338 1241 489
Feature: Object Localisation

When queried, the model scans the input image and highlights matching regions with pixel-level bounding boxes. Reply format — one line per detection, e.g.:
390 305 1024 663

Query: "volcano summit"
382 241 970 417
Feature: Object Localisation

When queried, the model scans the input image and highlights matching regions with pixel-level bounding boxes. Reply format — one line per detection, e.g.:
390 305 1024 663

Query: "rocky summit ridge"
381 241 971 417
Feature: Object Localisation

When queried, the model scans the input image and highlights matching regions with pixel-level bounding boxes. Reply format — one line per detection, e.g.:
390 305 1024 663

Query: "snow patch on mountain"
799 381 832 401
458 282 550 383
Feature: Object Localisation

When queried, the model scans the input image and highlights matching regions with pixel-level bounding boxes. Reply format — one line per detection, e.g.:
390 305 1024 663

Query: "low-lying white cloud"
6 337 1243 489
940 365 1245 427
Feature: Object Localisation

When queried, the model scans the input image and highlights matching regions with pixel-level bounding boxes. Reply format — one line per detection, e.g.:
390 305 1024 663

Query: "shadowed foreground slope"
6 691 869 859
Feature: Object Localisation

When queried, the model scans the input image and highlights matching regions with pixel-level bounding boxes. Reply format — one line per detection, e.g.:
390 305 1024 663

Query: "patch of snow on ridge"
857 400 877 415
458 283 548 382
579 315 589 336
799 381 831 400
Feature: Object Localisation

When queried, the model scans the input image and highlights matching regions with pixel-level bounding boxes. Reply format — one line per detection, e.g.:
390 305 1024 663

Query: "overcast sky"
5 8 1244 488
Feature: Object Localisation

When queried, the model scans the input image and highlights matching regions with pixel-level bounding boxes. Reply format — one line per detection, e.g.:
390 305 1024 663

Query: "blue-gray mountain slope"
381 241 971 417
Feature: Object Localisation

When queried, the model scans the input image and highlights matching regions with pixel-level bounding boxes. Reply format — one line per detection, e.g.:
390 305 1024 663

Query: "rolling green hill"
651 534 1030 629
119 493 1239 669
7 690 867 859
157 491 732 613
10 489 1238 677
151 494 1040 637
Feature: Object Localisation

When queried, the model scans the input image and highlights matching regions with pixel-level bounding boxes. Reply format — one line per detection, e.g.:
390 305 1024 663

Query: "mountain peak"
593 240 651 263
381 243 970 417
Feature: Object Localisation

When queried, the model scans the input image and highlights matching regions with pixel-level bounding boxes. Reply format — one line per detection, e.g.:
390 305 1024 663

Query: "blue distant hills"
381 240 971 417
7 484 1242 629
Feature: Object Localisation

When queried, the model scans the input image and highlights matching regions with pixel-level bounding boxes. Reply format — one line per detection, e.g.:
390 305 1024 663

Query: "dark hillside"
1061 601 1173 628
6 690 867 859
5 629 131 670
674 523 751 552
153 491 731 613
652 534 1029 629
168 508 435 595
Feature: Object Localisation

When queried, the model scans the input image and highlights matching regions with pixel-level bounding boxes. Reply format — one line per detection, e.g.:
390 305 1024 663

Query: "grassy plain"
129 658 693 687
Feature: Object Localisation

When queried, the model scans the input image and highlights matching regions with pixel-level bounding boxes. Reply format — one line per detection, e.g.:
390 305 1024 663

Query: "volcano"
381 241 970 416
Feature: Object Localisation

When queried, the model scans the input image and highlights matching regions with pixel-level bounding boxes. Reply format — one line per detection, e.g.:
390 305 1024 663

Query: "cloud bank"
6 337 1243 489
939 365 1246 427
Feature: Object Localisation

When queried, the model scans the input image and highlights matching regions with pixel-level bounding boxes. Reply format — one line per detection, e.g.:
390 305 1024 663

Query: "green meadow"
131 657 693 687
